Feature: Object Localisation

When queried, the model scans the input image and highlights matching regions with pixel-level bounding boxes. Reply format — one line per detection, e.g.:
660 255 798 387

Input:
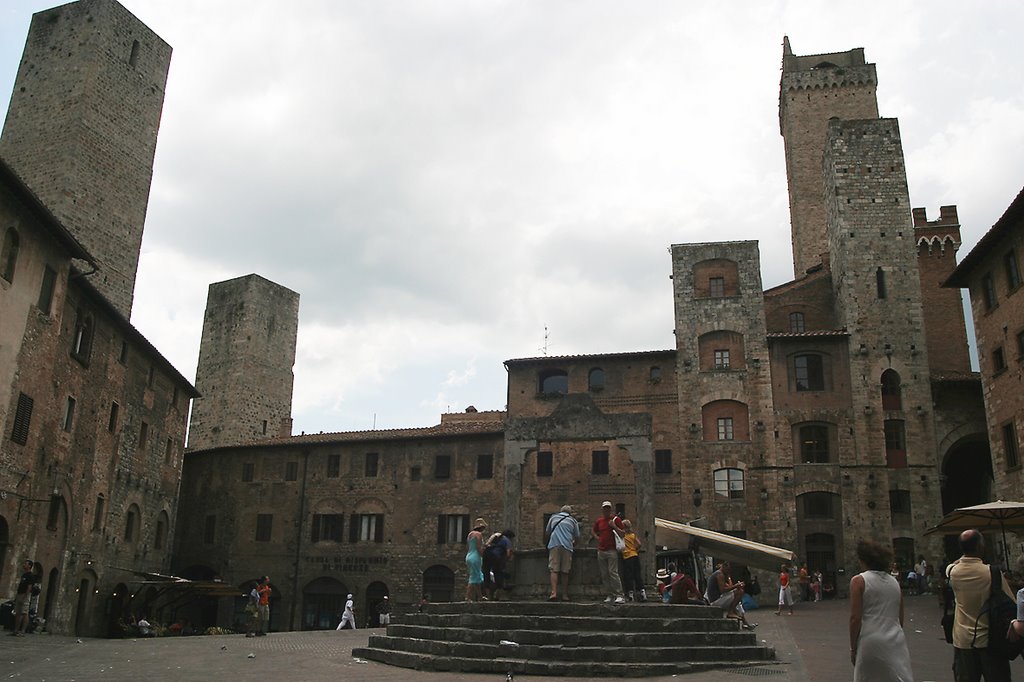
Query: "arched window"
880 369 902 411
1 228 19 283
538 369 568 395
124 504 141 543
713 468 744 499
588 368 605 391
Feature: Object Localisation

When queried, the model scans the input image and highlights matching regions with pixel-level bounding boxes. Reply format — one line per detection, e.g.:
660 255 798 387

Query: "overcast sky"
2 1 1023 436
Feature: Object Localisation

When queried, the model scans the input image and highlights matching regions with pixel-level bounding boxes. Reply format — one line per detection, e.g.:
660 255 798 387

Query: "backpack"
984 567 1024 661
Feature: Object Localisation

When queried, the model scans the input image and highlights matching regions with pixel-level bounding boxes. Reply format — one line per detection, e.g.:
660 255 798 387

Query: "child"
620 520 645 601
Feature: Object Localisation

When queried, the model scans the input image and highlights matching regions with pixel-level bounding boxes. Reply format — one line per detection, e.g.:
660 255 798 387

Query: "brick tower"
913 206 972 373
0 0 172 317
188 274 300 451
779 37 879 277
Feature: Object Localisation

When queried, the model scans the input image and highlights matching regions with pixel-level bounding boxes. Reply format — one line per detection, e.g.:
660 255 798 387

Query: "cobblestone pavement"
2 595 1024 681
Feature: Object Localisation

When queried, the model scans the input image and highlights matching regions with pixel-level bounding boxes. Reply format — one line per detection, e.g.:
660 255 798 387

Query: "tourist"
483 529 515 600
465 518 487 602
798 563 810 602
378 595 391 627
705 561 751 628
848 539 913 681
11 560 35 637
590 501 625 604
255 576 271 635
668 568 704 605
336 593 356 630
545 505 580 601
620 520 645 601
775 563 793 616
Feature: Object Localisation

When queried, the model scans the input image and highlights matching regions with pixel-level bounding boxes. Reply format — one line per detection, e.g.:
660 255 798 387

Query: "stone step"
352 646 781 678
400 612 744 633
421 600 722 619
386 623 758 648
365 635 773 664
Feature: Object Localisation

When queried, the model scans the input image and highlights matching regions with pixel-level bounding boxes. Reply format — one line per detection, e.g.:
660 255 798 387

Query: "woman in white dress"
848 539 913 682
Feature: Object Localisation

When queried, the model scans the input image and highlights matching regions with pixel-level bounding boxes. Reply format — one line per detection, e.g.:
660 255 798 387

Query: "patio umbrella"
924 500 1024 567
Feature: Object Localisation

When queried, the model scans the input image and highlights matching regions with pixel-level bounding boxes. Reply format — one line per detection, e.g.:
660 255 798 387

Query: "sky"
2 1 1023 437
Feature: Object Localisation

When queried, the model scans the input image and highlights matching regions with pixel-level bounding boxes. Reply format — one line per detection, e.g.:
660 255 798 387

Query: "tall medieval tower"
779 37 879 277
188 274 300 451
0 0 171 317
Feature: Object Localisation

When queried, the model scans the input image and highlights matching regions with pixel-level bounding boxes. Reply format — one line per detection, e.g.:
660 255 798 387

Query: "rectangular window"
154 520 166 550
410 465 421 481
92 495 105 532
1005 249 1022 290
591 450 609 475
327 454 340 478
37 265 57 314
713 468 744 499
713 349 730 370
889 489 912 522
1003 422 1020 469
537 451 553 477
437 514 470 544
884 419 907 468
311 513 344 542
434 455 451 480
285 461 298 481
993 347 1007 373
982 273 997 311
476 454 493 479
203 515 216 544
172 387 180 410
717 417 734 441
147 365 155 388
242 462 254 482
1017 330 1024 361
138 421 149 452
119 341 128 364
365 452 379 477
108 402 119 432
789 312 805 333
255 514 273 542
799 425 830 463
876 268 887 299
654 449 672 474
46 495 62 530
62 396 76 431
349 513 384 543
794 354 825 391
261 419 268 435
802 493 833 519
709 277 725 297
11 393 33 445
71 312 93 363
165 438 174 465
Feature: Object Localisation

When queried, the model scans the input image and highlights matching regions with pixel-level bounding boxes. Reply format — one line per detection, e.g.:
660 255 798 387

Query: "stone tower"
913 205 972 374
188 274 300 451
779 37 879 277
0 0 172 317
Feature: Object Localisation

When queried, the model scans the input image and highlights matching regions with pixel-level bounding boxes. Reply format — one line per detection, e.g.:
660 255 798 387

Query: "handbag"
613 530 626 553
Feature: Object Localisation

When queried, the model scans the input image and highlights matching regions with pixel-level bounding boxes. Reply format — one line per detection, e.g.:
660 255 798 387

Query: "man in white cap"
378 595 391 627
336 593 356 630
591 501 626 604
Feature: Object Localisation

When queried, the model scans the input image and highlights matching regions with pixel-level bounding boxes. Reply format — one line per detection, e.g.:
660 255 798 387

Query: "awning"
654 517 795 571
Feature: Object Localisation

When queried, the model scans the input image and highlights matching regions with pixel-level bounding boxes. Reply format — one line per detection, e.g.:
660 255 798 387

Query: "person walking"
465 518 487 601
255 576 271 636
848 539 913 681
620 520 645 601
545 505 580 601
775 564 793 616
798 563 810 602
482 529 515 600
947 529 1015 682
11 560 35 637
336 593 356 630
591 501 625 604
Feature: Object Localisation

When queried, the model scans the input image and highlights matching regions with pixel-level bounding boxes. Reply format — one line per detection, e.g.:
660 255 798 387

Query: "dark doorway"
365 581 389 628
804 533 836 598
423 565 455 603
44 568 58 624
302 576 347 630
941 436 992 560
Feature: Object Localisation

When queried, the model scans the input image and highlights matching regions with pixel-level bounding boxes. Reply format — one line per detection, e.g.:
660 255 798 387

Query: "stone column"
618 436 655 590
502 439 534 541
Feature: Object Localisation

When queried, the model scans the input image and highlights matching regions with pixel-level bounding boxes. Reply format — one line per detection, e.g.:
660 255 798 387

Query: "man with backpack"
946 529 1016 681
545 505 580 601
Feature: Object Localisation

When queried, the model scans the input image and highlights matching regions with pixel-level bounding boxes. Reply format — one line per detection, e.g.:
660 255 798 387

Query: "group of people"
334 593 391 630
244 576 272 637
848 529 1024 682
464 518 516 602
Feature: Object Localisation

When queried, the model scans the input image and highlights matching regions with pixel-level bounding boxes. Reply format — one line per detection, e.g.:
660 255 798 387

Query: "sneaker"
614 596 626 604
604 597 613 603
640 590 647 601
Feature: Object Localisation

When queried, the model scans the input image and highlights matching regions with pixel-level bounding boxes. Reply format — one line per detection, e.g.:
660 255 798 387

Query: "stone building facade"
945 186 1024 508
1 1 199 637
0 0 172 318
170 39 997 630
188 274 300 451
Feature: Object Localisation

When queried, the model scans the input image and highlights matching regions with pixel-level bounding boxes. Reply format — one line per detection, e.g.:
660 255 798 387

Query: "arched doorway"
941 436 992 559
365 581 389 628
44 568 59 625
107 582 130 637
804 533 836 599
302 576 347 630
422 565 455 603
74 570 98 636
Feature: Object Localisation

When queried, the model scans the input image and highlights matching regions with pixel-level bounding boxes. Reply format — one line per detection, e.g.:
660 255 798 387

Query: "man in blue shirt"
545 506 580 601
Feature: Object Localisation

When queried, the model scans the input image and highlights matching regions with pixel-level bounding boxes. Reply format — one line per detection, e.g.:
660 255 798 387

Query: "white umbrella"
924 500 1024 567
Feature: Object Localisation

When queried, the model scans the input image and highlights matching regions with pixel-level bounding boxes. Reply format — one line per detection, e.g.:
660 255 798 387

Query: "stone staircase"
353 600 778 677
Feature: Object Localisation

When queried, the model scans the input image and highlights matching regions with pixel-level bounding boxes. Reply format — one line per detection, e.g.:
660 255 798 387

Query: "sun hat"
474 518 488 529
656 568 670 580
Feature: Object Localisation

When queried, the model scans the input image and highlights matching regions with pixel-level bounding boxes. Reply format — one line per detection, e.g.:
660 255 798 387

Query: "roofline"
504 349 676 367
944 185 1024 287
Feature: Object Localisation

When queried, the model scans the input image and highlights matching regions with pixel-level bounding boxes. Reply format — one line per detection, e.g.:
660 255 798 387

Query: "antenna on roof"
372 413 376 430
539 325 551 356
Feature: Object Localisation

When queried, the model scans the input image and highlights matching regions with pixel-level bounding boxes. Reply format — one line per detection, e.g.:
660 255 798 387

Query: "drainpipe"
289 449 310 630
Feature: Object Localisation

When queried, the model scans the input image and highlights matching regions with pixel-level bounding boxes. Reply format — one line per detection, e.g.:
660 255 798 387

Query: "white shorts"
778 585 792 606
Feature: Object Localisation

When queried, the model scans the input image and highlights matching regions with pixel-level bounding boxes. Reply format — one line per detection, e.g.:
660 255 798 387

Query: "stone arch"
701 399 749 441
697 330 745 371
107 581 131 637
365 580 389 627
693 258 740 298
302 576 348 630
74 568 99 636
422 564 456 603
